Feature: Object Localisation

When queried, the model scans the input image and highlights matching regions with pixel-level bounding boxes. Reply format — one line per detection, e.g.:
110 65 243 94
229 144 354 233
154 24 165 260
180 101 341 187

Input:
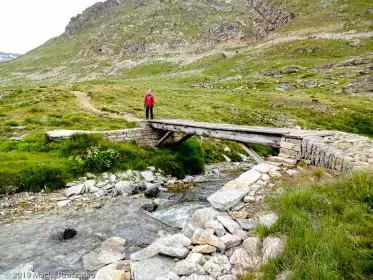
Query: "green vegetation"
259 172 373 279
0 134 250 194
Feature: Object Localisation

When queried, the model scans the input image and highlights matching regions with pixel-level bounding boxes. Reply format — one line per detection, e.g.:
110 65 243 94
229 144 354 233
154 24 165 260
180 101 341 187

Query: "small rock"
174 260 205 276
185 253 207 265
141 171 155 182
204 254 231 278
236 218 258 231
224 147 231 153
141 203 158 212
222 154 231 162
205 220 226 237
286 170 298 176
191 228 225 251
192 245 217 254
57 200 71 207
220 234 241 249
147 166 156 172
110 174 117 183
276 271 293 280
216 216 241 234
243 195 255 203
86 173 96 179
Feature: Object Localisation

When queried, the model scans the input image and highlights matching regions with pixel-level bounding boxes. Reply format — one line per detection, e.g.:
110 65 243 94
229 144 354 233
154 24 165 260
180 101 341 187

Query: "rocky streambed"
0 162 252 279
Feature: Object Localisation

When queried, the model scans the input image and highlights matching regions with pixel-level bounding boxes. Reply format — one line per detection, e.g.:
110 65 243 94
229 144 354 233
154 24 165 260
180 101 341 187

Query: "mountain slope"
0 0 371 85
0 52 19 62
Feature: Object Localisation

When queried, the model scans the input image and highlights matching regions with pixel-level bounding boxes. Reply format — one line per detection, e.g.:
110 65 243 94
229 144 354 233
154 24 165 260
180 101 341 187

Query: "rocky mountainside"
0 52 19 62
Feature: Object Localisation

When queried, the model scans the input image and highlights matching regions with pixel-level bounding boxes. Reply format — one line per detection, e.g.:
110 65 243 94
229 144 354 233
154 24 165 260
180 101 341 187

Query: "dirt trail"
73 91 141 122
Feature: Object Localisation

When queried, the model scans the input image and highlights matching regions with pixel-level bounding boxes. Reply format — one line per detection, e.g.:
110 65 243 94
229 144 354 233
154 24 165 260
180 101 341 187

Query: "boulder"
174 260 205 276
208 170 261 210
57 200 71 207
84 180 97 190
220 234 241 249
65 184 86 197
205 220 226 237
191 228 225 251
131 255 175 280
185 253 207 265
141 171 155 182
257 213 278 228
192 245 217 254
262 236 285 264
182 208 222 238
182 275 215 280
241 237 262 268
216 216 241 234
252 163 275 174
230 247 260 270
130 233 191 261
93 261 131 280
236 219 258 231
83 237 126 271
115 181 137 195
204 254 231 278
145 183 160 198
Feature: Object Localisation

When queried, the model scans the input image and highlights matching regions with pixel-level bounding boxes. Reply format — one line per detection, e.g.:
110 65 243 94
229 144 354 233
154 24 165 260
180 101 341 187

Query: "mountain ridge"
0 52 20 62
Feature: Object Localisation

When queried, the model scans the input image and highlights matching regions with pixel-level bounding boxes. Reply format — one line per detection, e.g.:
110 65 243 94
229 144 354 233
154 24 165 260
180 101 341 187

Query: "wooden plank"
239 142 265 164
176 134 193 144
149 119 291 135
155 131 173 147
150 122 282 148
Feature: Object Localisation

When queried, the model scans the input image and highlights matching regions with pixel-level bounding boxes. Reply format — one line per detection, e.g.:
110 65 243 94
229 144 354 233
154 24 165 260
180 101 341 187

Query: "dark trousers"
145 106 154 119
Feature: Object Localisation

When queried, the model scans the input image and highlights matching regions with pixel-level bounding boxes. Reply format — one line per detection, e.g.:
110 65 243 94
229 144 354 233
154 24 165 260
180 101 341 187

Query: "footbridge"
47 119 373 172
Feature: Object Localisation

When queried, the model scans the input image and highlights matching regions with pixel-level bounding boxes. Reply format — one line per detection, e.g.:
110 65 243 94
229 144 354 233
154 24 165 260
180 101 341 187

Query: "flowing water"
0 174 234 276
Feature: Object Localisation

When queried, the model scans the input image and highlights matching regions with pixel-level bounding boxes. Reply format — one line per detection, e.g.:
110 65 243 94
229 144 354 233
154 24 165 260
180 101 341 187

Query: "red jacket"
144 93 155 107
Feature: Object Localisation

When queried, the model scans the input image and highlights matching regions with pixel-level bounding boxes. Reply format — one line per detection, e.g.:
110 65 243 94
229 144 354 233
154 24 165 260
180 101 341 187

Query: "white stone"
57 200 71 207
65 184 86 197
109 174 116 183
131 255 175 280
217 276 237 280
275 271 293 280
141 170 155 182
261 174 271 182
262 237 285 264
205 220 226 237
243 195 255 203
191 228 225 251
216 216 241 234
220 234 241 249
186 253 206 265
174 260 205 276
224 147 231 153
236 219 258 231
93 260 130 280
269 170 282 178
83 237 126 270
252 163 275 174
242 237 262 268
182 208 223 238
229 247 259 270
207 170 261 211
286 169 299 176
192 245 217 254
258 213 278 227
182 275 215 280
84 179 97 189
222 154 232 162
204 254 231 278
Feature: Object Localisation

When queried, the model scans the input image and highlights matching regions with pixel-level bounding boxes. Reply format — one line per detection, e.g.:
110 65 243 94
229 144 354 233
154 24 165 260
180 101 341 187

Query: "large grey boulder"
236 218 258 231
220 234 241 249
131 255 175 280
82 237 126 271
207 170 261 210
145 183 160 198
241 237 262 268
93 260 131 280
115 181 137 195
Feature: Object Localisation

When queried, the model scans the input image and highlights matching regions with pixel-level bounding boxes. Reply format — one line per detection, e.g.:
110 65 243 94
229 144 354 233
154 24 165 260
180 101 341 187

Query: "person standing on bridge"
144 89 155 120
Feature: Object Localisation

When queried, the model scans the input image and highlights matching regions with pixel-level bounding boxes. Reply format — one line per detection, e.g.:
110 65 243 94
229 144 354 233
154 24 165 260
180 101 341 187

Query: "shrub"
61 133 103 156
312 167 324 179
70 146 120 173
0 165 68 194
229 153 243 162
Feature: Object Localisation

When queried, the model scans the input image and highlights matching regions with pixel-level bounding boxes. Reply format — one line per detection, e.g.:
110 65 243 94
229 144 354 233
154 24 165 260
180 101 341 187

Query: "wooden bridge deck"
148 119 334 148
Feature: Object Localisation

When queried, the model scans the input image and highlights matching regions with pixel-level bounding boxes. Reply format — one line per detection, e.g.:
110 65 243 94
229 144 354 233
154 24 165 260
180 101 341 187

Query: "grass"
259 172 373 279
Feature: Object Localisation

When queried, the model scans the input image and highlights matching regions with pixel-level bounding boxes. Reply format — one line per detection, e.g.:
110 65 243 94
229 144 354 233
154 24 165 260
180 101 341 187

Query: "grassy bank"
258 172 373 279
0 134 256 195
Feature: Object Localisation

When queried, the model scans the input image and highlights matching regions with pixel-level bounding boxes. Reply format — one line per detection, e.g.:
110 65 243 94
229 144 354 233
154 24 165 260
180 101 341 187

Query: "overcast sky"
0 0 100 54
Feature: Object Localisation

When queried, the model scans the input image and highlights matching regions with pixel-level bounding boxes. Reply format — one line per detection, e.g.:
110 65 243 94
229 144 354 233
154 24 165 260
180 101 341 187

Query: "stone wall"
46 122 175 147
278 132 373 172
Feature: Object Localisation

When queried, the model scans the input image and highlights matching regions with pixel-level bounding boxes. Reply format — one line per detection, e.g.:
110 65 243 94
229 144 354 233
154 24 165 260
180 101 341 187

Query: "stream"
0 174 235 276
